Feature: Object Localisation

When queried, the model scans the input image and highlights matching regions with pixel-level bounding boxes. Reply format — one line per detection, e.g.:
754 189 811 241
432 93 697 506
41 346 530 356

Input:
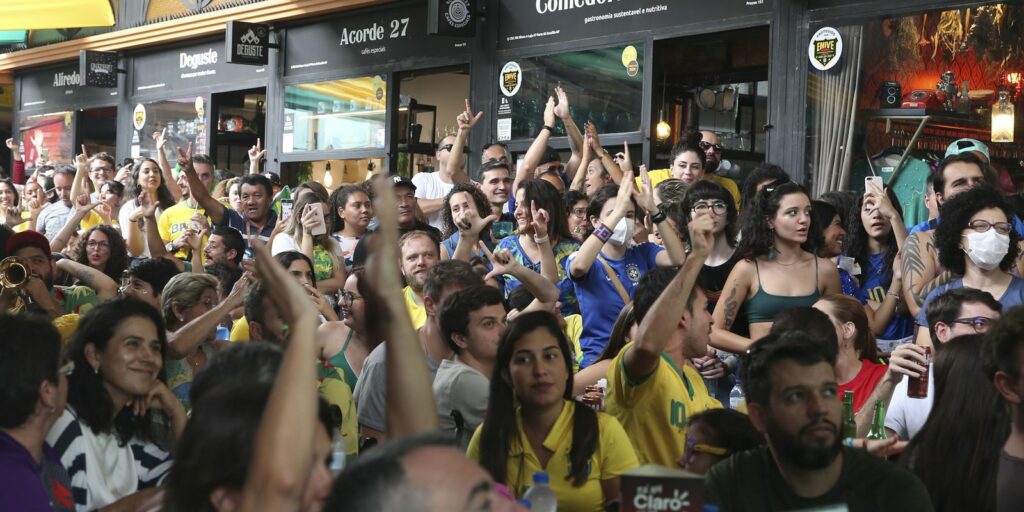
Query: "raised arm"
70 146 92 201
519 96 557 179
568 134 592 193
240 242 321 512
482 243 559 303
587 122 624 184
554 86 584 180
868 253 903 336
625 213 713 380
248 138 265 176
900 231 937 317
368 179 438 437
155 130 183 202
569 171 634 278
49 195 95 254
179 145 227 224
165 274 250 359
450 207 497 262
5 138 25 183
55 259 117 302
637 166 685 266
530 200 559 285
446 99 481 184
710 260 755 353
141 203 183 271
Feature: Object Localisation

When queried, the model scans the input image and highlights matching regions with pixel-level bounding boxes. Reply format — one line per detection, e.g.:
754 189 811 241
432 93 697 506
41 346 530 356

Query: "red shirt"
838 359 888 413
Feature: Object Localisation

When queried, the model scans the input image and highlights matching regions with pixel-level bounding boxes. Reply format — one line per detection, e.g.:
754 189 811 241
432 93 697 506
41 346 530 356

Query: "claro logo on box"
180 48 219 70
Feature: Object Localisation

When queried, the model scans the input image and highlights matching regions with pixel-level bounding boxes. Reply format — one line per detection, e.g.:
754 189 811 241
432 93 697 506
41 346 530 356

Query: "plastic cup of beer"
907 346 932 399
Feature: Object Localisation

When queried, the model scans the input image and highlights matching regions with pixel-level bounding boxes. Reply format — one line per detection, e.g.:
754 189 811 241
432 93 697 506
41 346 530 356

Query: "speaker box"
879 81 901 108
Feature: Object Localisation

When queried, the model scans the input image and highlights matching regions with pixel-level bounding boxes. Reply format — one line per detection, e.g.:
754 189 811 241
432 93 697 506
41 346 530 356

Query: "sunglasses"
698 141 724 152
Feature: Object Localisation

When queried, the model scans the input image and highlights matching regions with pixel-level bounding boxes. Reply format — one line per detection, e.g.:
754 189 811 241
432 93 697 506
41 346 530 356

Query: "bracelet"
650 208 667 224
593 222 613 243
533 234 549 245
887 290 900 301
541 125 554 133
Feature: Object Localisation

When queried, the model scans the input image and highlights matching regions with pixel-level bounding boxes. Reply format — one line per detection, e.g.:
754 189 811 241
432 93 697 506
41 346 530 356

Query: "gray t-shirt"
432 359 489 442
352 343 441 433
36 201 72 240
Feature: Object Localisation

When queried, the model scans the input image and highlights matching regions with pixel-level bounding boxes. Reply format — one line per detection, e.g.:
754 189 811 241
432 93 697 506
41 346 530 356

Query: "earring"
768 227 777 260
93 365 99 374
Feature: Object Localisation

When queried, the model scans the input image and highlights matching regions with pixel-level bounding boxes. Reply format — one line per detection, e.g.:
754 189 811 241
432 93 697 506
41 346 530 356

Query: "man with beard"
203 226 245 271
705 332 932 512
6 231 99 318
399 231 440 330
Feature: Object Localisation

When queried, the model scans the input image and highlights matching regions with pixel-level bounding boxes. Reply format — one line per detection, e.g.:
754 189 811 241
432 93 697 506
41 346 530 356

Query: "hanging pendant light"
656 73 671 141
992 91 1015 143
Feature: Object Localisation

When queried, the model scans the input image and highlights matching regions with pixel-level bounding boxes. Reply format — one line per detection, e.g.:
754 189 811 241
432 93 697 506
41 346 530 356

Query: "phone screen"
280 199 294 221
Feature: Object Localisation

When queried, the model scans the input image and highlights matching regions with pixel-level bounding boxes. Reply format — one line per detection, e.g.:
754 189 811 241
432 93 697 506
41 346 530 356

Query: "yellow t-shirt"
467 400 638 512
641 169 741 210
157 201 209 260
404 286 426 330
318 366 360 457
564 313 583 373
605 341 722 467
79 210 111 231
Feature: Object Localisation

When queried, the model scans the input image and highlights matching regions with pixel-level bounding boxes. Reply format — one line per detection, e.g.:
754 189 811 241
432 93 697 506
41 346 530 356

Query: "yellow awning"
0 0 115 30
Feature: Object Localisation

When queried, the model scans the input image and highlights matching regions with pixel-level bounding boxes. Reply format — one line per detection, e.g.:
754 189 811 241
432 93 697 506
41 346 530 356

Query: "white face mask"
610 217 635 246
963 229 1010 271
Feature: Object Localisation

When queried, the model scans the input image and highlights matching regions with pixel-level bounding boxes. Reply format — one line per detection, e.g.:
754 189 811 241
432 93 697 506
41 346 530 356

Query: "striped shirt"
45 407 172 511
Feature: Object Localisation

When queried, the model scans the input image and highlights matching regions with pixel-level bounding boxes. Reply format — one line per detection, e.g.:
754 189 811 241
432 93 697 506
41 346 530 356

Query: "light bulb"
323 164 335 188
656 120 671 140
992 91 1015 143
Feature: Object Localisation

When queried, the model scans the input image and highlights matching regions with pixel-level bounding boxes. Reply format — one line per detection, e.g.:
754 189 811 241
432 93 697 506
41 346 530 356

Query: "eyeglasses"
692 201 728 215
951 316 994 333
966 220 1012 236
86 240 110 250
339 289 362 308
698 141 724 152
570 207 587 218
439 144 470 153
91 167 113 174
59 360 75 376
119 277 151 296
684 434 728 465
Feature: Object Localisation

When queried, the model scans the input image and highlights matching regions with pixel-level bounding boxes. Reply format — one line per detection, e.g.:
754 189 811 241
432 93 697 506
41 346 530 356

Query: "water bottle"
729 385 745 410
522 471 557 512
328 428 346 475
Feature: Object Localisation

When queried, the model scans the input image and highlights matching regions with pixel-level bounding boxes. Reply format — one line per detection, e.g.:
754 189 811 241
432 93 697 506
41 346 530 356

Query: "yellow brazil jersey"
640 169 741 211
605 341 722 467
467 400 638 512
79 210 114 231
563 313 583 373
404 286 427 330
318 366 360 457
157 201 210 260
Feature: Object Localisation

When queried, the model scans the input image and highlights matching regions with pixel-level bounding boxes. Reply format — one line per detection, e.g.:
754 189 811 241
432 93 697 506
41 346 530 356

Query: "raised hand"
612 169 635 216
29 130 43 151
866 186 899 221
73 194 97 216
455 207 497 237
481 243 522 281
137 190 158 219
633 165 657 214
153 128 168 150
456 99 483 131
75 145 90 172
300 205 320 234
688 211 715 257
553 86 571 120
177 142 195 172
182 230 203 252
585 121 603 150
530 200 550 239
617 142 633 174
543 96 556 128
248 137 265 162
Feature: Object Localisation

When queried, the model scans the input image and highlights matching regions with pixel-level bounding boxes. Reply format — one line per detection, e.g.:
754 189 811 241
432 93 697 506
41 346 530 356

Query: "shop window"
501 44 644 140
805 3 1023 226
19 111 74 169
133 96 209 161
283 76 387 153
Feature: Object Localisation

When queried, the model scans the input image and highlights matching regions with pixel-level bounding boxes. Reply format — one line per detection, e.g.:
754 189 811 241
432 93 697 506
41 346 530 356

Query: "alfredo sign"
500 0 773 49
18 64 116 111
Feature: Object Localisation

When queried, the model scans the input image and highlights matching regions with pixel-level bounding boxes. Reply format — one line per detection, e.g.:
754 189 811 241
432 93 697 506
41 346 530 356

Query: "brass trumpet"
0 257 29 289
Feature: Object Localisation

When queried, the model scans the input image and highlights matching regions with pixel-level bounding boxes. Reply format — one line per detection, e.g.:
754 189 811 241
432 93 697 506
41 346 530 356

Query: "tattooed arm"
901 231 939 318
710 259 755 353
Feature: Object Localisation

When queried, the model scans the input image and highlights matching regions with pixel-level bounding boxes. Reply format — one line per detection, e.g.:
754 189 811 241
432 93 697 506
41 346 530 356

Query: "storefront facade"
6 0 1018 192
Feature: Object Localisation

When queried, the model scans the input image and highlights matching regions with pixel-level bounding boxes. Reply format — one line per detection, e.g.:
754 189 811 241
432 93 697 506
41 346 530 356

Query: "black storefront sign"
19 64 117 111
427 0 475 37
132 41 266 96
79 50 119 88
499 0 773 49
226 21 271 66
284 2 472 76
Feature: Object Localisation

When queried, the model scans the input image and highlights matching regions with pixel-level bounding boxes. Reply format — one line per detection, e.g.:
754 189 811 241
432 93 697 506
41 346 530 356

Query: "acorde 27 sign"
500 0 773 49
284 2 472 76
132 42 266 95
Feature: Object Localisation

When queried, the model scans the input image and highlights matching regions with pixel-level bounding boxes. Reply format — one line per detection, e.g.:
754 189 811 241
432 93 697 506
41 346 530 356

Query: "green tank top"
745 257 821 324
322 330 358 391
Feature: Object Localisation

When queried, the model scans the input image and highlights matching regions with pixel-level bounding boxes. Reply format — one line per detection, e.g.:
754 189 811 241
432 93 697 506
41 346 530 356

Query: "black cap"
390 175 417 191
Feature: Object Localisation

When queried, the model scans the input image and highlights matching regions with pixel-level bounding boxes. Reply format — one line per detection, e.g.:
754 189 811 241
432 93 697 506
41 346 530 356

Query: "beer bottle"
841 390 857 440
865 400 888 440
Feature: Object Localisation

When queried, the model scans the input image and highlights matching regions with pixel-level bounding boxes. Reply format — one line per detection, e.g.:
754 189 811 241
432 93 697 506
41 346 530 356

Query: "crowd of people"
0 92 1022 512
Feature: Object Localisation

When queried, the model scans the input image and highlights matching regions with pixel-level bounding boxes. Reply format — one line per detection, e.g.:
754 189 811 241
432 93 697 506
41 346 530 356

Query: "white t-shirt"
411 171 454 230
884 364 934 440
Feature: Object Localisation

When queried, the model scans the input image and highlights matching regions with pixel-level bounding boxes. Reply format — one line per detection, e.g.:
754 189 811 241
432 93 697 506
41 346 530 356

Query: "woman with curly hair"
75 224 129 282
915 186 1024 345
711 182 841 352
440 182 495 261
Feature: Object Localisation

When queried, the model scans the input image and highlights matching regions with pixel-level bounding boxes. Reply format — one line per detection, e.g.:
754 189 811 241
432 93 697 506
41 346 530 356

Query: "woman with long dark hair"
120 158 176 257
46 298 187 511
902 334 1009 512
469 311 638 511
711 182 841 352
809 200 857 297
75 224 129 282
846 185 912 347
329 184 373 272
496 179 582 314
440 183 496 261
